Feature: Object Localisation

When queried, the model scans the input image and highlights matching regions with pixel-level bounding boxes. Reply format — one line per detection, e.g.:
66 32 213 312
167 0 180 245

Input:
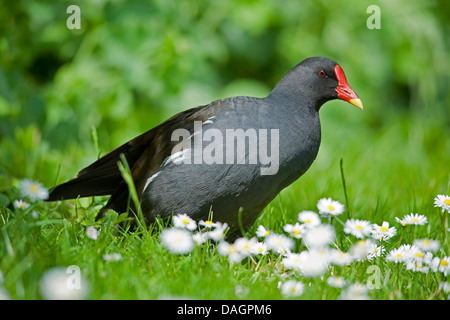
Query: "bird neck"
266 89 320 116
266 73 324 113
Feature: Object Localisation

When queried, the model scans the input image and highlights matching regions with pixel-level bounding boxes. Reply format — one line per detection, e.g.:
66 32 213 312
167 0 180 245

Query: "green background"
1 0 448 189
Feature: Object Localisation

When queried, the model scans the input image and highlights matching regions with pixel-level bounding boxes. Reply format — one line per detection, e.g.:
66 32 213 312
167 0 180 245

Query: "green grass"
0 110 449 300
1 0 448 301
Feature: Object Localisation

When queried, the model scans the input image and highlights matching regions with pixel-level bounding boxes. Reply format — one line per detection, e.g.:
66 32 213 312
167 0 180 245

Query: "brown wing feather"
47 99 226 202
46 130 156 200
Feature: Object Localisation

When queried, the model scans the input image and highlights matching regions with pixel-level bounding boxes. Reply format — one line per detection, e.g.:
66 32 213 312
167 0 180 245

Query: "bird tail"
46 171 122 201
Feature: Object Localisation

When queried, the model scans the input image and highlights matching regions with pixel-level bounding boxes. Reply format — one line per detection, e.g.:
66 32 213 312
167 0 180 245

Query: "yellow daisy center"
30 184 39 192
380 226 388 232
411 218 418 223
440 259 448 266
356 225 363 230
396 254 403 258
265 230 270 236
415 252 423 258
327 205 335 211
444 199 450 205
182 218 189 224
293 230 301 235
305 219 311 223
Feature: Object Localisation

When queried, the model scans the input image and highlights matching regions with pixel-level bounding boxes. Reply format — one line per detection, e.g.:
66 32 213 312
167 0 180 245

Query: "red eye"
318 70 327 78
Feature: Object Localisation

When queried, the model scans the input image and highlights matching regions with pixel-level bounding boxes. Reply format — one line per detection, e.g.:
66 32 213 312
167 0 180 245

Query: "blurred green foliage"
0 0 449 189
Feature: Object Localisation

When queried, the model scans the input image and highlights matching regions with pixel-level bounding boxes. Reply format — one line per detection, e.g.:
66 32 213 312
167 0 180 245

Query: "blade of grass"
238 206 246 237
90 124 101 160
117 154 147 233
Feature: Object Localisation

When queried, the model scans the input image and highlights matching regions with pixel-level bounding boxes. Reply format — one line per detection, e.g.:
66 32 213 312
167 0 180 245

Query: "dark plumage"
47 57 362 237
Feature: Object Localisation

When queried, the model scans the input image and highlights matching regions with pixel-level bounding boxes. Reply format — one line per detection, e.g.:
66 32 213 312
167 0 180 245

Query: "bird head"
270 57 363 111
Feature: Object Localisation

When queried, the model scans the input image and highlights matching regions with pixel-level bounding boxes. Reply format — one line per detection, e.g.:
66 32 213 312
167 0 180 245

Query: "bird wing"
47 99 228 201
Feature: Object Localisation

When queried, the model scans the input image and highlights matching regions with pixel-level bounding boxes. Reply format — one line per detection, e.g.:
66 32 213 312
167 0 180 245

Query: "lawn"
1 107 448 300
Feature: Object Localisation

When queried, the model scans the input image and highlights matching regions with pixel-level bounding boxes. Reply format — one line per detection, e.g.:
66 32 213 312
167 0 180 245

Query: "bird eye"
318 70 327 78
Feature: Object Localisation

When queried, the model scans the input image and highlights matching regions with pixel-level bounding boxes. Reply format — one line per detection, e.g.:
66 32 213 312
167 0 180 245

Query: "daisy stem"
332 215 346 228
409 225 415 243
295 238 301 252
339 158 351 219
397 226 405 247
442 209 448 251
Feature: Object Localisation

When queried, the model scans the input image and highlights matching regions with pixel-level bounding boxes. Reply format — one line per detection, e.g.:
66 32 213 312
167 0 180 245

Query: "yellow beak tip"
350 99 364 110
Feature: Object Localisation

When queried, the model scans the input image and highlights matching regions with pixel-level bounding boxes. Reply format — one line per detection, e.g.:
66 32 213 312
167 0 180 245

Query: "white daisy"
339 282 370 300
13 199 30 210
199 220 217 229
397 213 428 226
192 231 208 245
430 256 449 275
439 282 450 294
0 288 9 300
367 244 385 261
250 241 268 255
386 247 407 263
206 222 228 242
413 238 440 253
349 239 375 261
297 249 330 277
282 252 305 271
19 179 49 201
343 219 372 239
283 222 306 239
31 210 39 219
265 233 294 255
86 226 100 240
330 250 354 266
439 282 450 299
217 241 245 263
234 237 257 257
160 228 194 254
279 280 304 297
394 216 408 226
297 211 321 228
404 213 428 225
255 225 271 238
39 267 90 300
403 245 432 263
434 194 450 213
327 276 347 288
234 285 249 298
303 224 336 249
102 253 122 262
317 198 345 217
371 221 397 240
397 244 414 253
405 261 429 273
173 213 197 231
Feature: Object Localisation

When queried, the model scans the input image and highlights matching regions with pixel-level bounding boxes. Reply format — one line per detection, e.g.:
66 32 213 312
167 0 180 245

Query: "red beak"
334 65 363 110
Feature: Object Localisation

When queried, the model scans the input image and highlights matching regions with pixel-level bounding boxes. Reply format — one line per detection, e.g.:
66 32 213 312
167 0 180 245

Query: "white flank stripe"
143 172 160 192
